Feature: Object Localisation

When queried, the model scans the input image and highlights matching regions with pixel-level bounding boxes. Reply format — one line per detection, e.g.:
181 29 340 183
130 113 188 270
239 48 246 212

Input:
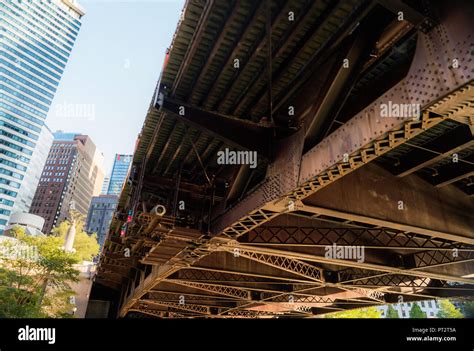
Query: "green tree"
409 303 427 318
325 306 382 318
462 301 474 318
51 214 100 262
386 305 399 318
32 234 79 306
0 264 44 317
0 224 97 318
436 300 463 318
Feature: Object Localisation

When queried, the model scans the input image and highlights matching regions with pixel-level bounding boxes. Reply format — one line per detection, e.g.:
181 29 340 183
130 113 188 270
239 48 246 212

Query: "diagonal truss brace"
165 279 251 300
211 241 324 283
246 226 471 250
139 299 210 315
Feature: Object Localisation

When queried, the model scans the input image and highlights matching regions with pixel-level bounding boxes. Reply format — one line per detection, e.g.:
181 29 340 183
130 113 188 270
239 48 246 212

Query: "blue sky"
46 0 185 173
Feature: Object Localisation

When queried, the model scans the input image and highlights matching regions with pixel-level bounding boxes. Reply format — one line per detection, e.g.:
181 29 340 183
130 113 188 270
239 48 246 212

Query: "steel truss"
112 2 474 318
214 242 474 284
264 294 335 304
220 246 325 283
176 268 263 282
139 300 210 315
147 291 239 303
218 10 474 237
165 279 251 300
246 226 472 250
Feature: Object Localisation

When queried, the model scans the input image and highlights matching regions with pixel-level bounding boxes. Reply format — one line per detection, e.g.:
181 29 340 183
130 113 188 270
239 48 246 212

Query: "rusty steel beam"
376 0 436 31
214 0 290 112
427 153 474 187
213 0 474 239
186 0 254 104
176 266 320 285
250 0 375 117
244 226 472 249
211 240 474 284
199 1 267 110
157 97 274 158
164 279 252 300
138 299 211 315
142 175 209 195
226 165 252 204
151 122 179 174
389 124 474 177
228 0 319 115
212 128 305 235
171 0 215 96
297 164 474 245
113 1 474 319
304 16 385 151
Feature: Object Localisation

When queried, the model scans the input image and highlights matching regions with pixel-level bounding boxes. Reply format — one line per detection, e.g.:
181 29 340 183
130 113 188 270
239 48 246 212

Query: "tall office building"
29 132 104 234
100 175 110 194
0 0 85 232
11 124 53 213
106 154 132 195
85 194 118 249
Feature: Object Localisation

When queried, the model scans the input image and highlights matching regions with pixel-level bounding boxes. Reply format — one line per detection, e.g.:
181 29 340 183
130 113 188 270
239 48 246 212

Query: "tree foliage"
325 306 382 318
0 220 98 318
462 301 474 318
50 214 100 262
409 303 427 318
436 300 463 318
386 305 399 318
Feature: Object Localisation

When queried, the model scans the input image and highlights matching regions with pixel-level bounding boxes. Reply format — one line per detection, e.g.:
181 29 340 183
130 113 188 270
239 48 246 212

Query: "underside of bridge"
90 0 474 318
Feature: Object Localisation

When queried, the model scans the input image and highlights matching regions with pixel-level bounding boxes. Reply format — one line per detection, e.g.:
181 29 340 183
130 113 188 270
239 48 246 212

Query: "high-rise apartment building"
106 154 131 195
85 194 118 248
0 0 85 232
29 132 104 234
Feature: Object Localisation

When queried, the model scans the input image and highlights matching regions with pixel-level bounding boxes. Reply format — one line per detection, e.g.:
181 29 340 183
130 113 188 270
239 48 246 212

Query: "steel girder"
213 0 474 240
116 1 474 318
212 241 474 284
146 291 238 303
426 153 474 187
175 266 322 284
387 124 474 177
128 308 166 318
337 268 474 296
137 299 211 315
121 221 473 316
296 202 474 245
176 267 263 282
207 237 325 282
157 97 274 158
245 226 472 250
164 279 252 300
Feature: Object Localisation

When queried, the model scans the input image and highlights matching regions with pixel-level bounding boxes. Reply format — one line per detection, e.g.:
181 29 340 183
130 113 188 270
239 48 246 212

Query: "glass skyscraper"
0 0 84 231
12 123 52 214
107 154 132 196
